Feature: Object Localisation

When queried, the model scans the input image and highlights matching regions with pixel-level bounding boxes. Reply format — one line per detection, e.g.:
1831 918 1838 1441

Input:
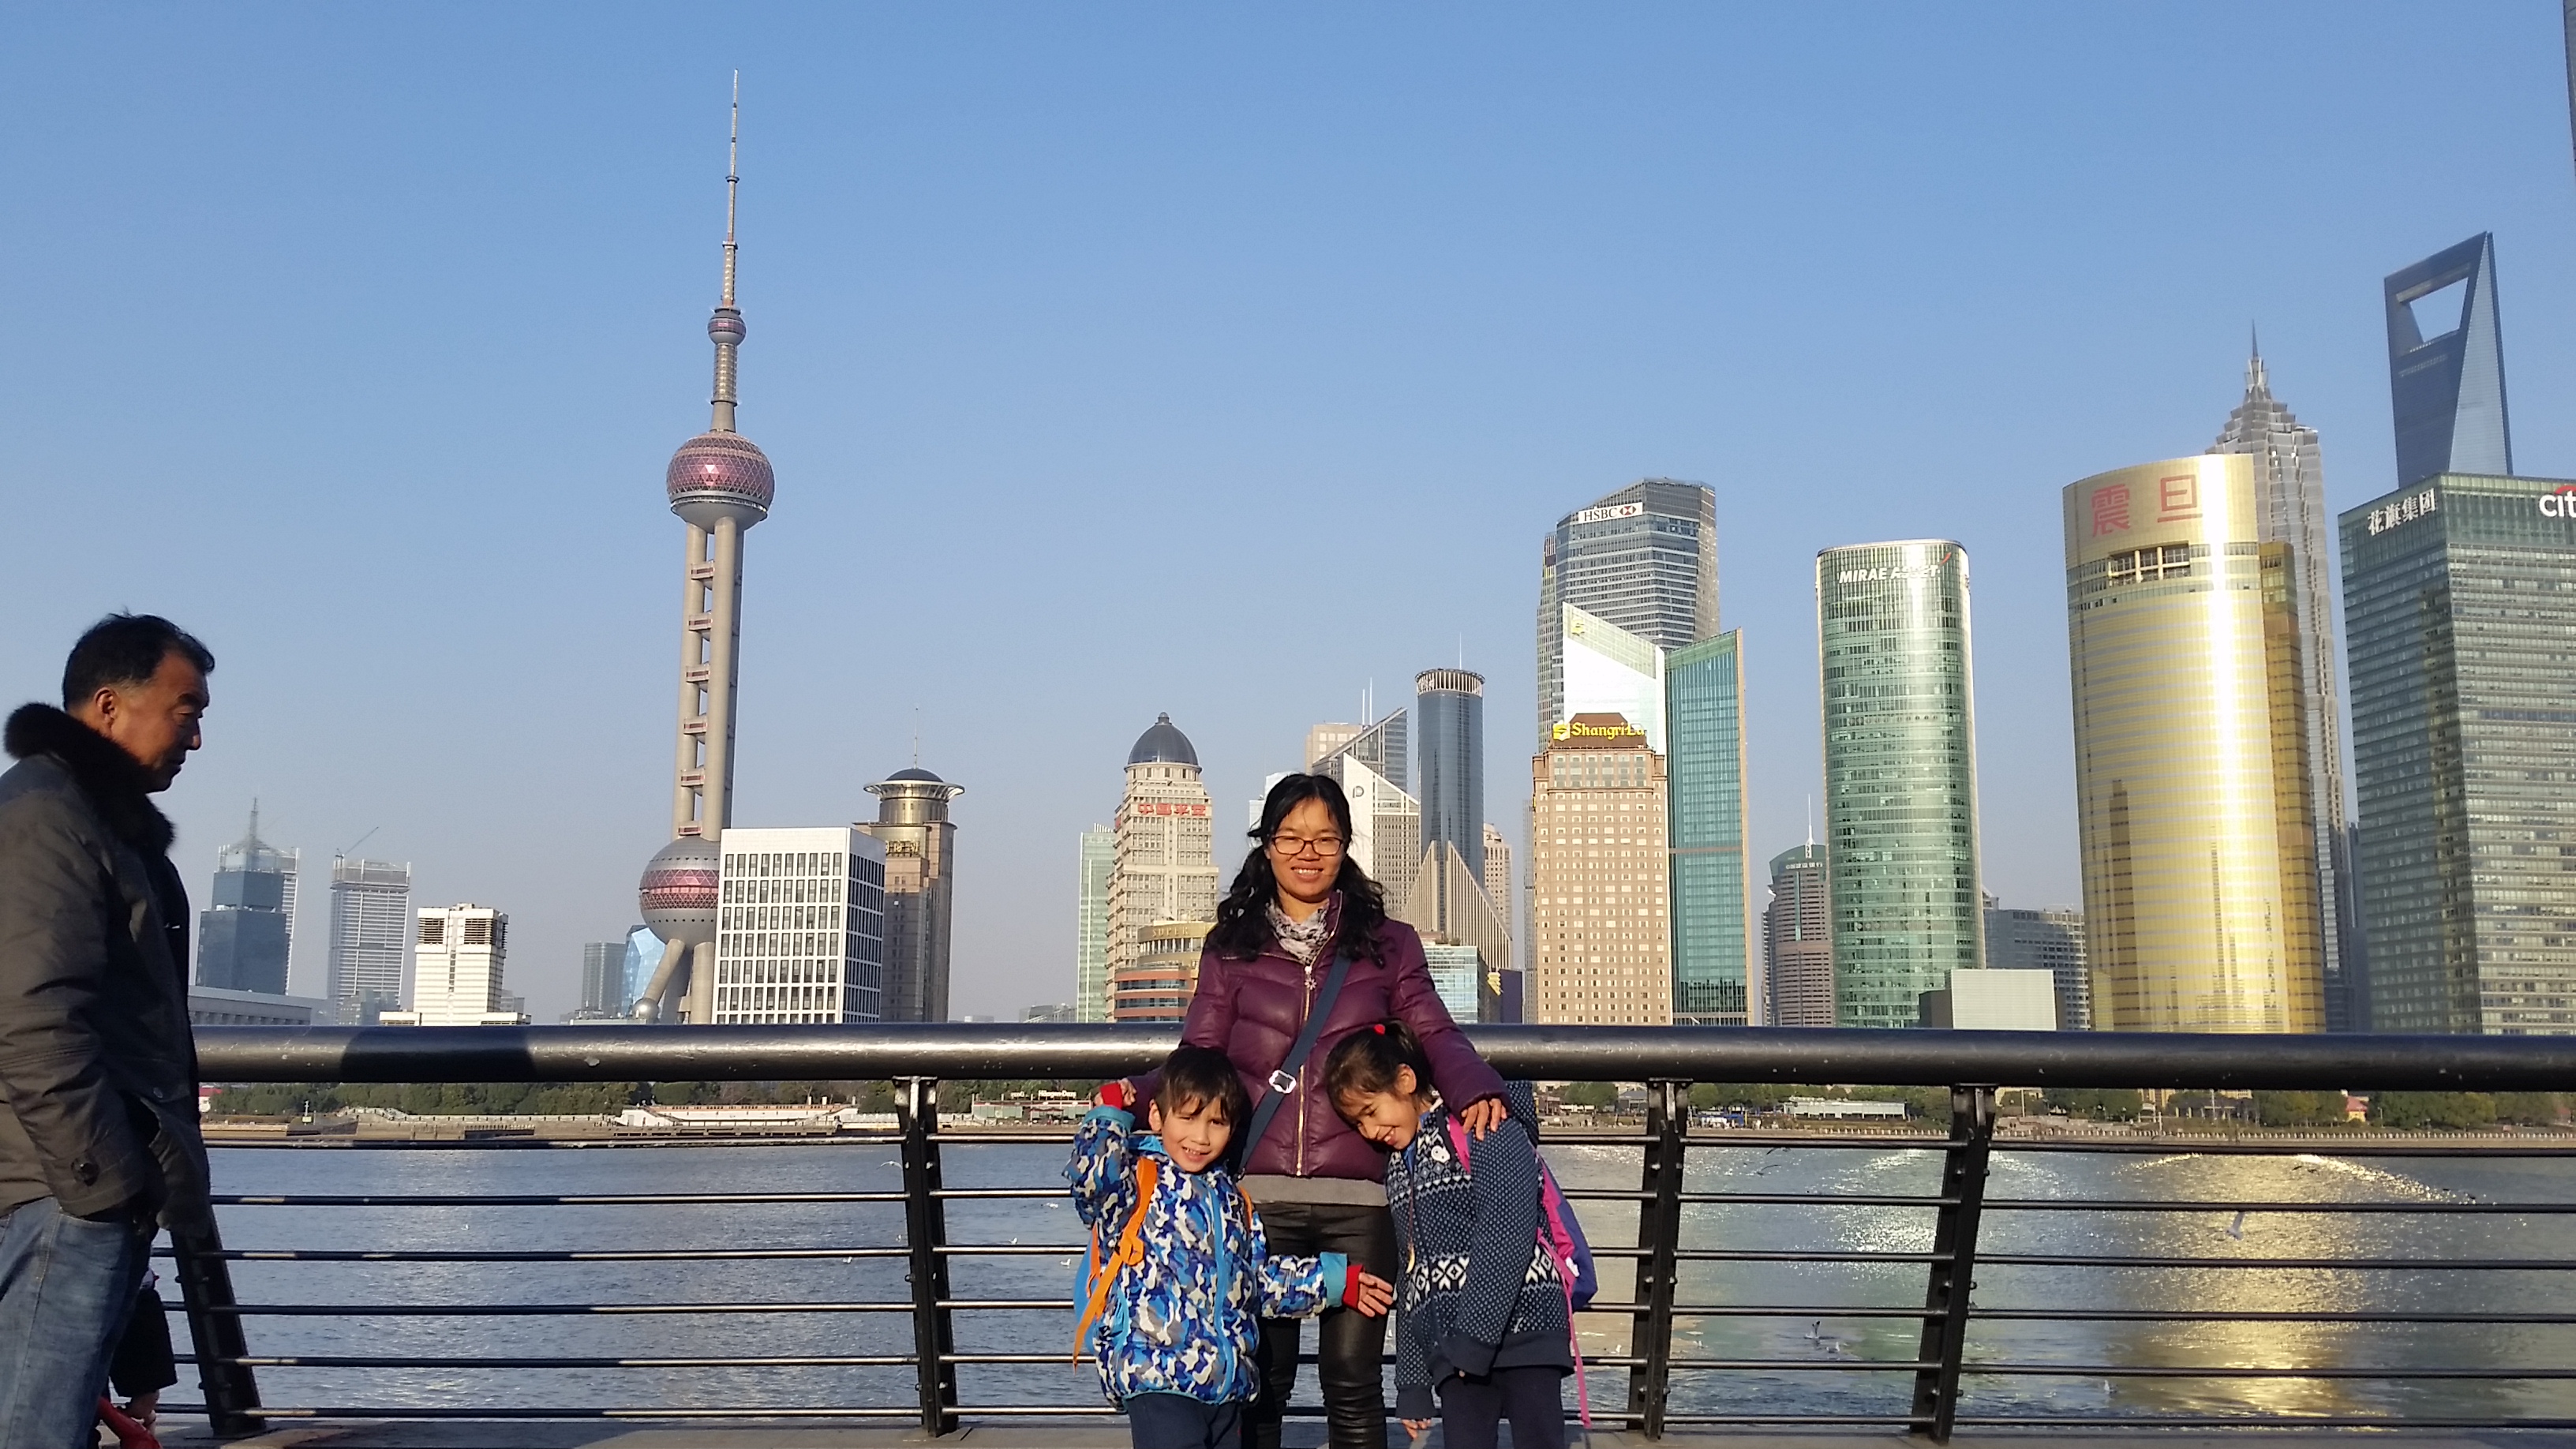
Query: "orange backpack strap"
1071 1157 1159 1359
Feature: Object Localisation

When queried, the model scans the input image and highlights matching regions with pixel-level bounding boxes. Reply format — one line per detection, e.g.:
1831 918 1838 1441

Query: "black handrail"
168 1024 2576 1443
193 1021 2576 1090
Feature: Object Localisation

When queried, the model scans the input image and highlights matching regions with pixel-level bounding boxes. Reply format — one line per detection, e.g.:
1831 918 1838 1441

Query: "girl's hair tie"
1372 1023 1387 1035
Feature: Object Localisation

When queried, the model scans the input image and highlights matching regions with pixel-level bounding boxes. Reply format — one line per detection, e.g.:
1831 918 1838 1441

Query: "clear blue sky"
6 5 2572 1020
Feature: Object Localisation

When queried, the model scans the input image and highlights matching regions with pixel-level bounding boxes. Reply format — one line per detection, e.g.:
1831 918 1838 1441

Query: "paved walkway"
160 1422 2576 1449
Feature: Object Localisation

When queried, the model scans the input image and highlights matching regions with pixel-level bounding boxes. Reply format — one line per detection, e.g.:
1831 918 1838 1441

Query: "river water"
197 1135 2576 1425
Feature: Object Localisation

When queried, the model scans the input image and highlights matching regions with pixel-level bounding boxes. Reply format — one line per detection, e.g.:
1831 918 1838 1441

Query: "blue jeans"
1125 1392 1242 1449
0 1197 154 1449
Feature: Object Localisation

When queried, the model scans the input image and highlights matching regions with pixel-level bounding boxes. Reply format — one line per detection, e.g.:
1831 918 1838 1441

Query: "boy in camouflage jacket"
1067 1046 1394 1449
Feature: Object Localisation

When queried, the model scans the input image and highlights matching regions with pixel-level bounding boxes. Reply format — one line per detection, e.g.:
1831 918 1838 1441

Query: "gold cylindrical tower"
2063 454 2325 1032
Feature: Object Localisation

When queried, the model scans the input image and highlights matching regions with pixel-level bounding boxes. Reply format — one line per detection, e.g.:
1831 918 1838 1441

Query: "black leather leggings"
1245 1200 1398 1449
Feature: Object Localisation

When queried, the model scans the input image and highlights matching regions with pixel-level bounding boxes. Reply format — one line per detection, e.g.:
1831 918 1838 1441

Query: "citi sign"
2542 485 2576 519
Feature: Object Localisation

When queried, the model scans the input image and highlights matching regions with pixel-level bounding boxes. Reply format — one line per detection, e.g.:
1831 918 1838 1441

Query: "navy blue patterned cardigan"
1385 1082 1571 1417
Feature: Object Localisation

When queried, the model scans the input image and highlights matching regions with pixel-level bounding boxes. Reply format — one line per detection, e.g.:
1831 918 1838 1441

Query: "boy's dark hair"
62 614 214 709
1324 1019 1433 1108
1155 1045 1250 1128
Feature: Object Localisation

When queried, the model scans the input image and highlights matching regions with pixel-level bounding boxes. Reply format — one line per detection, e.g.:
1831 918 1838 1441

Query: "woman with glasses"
1121 773 1507 1449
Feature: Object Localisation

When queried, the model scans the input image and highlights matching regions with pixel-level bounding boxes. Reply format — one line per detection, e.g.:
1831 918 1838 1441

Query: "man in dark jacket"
0 614 214 1447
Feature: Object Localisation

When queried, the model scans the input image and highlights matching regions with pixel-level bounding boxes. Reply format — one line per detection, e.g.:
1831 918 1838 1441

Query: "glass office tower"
2064 455 2325 1032
200 808 298 995
1815 541 1983 1028
1666 631 1750 1024
1415 670 1487 884
1075 825 1116 1023
2385 234 2511 489
1537 479 1718 745
2344 472 2576 1034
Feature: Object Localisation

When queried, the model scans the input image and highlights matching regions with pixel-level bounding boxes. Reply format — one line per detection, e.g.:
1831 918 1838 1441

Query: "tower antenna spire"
708 72 747 433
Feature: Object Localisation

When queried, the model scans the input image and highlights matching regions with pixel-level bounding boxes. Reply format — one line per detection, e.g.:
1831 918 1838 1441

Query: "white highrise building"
326 857 411 1025
384 905 524 1027
713 826 887 1024
1107 716 1219 1008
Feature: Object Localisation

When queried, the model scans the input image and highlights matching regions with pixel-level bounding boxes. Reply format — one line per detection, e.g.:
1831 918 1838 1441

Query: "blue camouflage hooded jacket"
1065 1103 1349 1404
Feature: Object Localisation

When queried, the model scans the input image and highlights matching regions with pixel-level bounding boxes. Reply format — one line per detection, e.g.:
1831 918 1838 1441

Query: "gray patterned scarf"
1267 894 1336 967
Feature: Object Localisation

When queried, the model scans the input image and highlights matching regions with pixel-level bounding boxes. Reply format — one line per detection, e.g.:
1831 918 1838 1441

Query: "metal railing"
165 1024 2576 1441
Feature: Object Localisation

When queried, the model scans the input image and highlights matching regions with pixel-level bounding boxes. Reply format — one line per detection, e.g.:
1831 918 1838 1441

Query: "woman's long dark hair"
1207 773 1387 961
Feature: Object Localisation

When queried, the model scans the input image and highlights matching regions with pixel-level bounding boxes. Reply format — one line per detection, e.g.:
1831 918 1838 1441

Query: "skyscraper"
1529 713 1672 1025
638 82 776 1025
1558 606 1665 752
1666 631 1751 1025
1075 825 1115 1023
1762 844 1833 1028
1480 823 1512 924
859 768 964 1023
1414 671 1487 885
1815 541 1983 1028
1984 899 2090 1032
2211 343 2359 1029
579 942 629 1017
1311 710 1408 792
1305 723 1364 772
713 827 887 1023
199 806 298 996
1315 749 1421 911
2386 234 2510 489
2064 455 2326 1032
326 856 411 1025
383 906 522 1027
1536 479 1719 745
2344 471 2576 1034
1107 715 1220 1007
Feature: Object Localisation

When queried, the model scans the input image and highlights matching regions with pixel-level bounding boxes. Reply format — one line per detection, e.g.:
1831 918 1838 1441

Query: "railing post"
897 1076 959 1436
1908 1084 1995 1443
1626 1078 1688 1439
170 1222 264 1438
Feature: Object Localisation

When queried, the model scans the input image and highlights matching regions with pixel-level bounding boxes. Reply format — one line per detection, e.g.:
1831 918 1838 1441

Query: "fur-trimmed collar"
4 703 175 855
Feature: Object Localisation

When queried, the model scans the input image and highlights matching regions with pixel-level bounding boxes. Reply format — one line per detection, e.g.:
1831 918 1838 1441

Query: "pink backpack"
1445 1116 1597 1428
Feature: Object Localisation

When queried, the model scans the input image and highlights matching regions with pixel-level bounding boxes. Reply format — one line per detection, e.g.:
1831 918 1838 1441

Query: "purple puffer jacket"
1136 915 1507 1184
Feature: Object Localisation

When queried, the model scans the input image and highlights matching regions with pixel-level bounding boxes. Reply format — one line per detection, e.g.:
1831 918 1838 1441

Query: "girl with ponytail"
1324 1022 1572 1449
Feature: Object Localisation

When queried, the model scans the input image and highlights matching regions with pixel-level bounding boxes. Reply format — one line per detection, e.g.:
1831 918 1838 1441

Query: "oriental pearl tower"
635 77 772 1024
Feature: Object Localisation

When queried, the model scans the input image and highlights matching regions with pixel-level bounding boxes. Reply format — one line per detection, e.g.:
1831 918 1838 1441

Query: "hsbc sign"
2541 485 2576 519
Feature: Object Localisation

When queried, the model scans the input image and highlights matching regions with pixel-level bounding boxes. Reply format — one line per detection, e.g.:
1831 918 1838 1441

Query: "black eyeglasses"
1269 833 1346 859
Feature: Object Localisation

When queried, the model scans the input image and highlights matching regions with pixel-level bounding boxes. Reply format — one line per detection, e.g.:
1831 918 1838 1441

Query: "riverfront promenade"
159 1422 2576 1447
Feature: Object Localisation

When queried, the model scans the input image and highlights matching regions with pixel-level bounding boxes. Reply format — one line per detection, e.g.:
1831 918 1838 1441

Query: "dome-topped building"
1127 712 1200 768
859 766 966 1023
1103 713 1218 1022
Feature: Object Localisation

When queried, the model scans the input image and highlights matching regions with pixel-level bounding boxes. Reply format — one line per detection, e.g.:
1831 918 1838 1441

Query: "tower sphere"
638 834 722 949
708 306 747 346
666 430 774 530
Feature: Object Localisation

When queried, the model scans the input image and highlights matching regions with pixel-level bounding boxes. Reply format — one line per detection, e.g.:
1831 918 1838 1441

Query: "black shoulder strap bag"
1234 949 1356 1174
